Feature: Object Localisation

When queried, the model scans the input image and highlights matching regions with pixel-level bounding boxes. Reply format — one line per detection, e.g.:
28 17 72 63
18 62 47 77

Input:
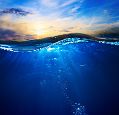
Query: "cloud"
60 0 84 8
0 28 25 41
70 6 81 13
38 0 83 8
0 1 118 41
41 0 58 7
0 28 35 41
0 28 17 40
60 0 77 7
0 7 108 40
0 8 31 16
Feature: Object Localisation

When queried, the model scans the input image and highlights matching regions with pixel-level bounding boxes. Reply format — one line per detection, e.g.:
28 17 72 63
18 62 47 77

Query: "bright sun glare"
34 29 45 36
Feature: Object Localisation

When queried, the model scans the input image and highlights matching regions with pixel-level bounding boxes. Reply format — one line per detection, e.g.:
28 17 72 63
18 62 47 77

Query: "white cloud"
41 0 58 7
60 0 77 7
70 6 81 13
60 0 84 7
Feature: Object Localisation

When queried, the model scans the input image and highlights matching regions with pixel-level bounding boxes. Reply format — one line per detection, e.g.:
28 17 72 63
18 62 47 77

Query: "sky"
0 0 119 40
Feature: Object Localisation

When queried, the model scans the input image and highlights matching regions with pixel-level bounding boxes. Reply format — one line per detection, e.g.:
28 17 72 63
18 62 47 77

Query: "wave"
0 33 119 52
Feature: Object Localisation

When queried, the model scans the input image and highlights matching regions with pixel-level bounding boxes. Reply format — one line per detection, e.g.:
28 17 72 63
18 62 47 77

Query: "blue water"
0 38 119 115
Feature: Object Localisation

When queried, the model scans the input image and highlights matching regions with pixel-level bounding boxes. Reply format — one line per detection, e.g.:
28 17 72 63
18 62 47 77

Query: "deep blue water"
0 39 119 115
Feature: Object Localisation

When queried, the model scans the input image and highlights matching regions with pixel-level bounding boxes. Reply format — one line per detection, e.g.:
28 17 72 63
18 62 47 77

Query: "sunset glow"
0 0 118 40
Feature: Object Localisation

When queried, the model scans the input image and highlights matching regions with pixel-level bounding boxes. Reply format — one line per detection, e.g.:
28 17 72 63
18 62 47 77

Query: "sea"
0 37 119 115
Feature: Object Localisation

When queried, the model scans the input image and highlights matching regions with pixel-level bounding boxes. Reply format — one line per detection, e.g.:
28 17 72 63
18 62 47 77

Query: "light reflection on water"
0 37 119 52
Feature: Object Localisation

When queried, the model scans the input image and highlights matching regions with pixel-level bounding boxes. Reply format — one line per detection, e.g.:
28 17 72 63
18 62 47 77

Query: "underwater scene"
0 0 119 115
1 35 119 115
